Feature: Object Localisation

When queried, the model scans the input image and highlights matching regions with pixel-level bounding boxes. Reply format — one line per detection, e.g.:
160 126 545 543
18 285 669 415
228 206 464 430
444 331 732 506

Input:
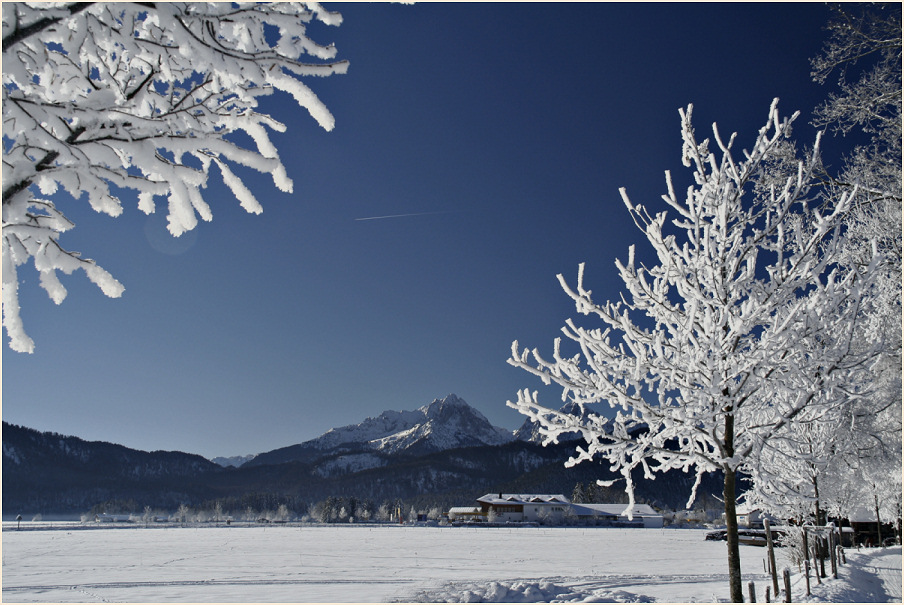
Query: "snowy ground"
1 523 899 603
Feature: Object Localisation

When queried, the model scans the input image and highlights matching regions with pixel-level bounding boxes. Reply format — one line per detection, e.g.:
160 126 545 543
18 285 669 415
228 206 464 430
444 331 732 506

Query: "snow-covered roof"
477 494 570 505
735 504 767 516
571 503 661 517
846 506 883 523
448 507 481 514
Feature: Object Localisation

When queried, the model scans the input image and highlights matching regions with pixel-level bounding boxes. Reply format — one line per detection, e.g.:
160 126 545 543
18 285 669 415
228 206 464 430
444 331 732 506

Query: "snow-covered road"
797 546 902 603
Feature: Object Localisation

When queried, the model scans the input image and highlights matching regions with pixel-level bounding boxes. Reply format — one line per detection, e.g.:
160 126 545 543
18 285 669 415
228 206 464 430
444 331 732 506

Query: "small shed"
448 507 483 522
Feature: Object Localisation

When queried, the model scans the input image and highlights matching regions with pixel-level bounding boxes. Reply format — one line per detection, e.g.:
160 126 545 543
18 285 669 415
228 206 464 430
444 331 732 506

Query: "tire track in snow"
3 577 418 594
399 573 768 603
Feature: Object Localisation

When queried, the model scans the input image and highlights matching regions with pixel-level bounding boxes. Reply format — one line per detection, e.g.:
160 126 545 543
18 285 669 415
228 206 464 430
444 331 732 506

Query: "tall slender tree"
508 99 877 601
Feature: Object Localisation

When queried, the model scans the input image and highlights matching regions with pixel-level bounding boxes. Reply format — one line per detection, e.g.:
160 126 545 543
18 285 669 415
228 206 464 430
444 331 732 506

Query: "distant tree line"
84 494 455 525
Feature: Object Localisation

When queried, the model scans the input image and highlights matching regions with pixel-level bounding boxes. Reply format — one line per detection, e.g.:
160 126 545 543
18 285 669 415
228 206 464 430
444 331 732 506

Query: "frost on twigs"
508 99 883 598
2 2 347 351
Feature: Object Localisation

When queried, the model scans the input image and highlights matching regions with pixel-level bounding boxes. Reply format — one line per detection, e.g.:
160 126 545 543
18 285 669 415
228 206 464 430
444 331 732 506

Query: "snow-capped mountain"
317 393 513 453
247 394 514 466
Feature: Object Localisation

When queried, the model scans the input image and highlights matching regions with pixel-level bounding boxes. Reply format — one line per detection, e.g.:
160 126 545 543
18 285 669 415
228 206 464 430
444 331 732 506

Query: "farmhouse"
571 503 664 528
845 506 898 547
734 505 777 529
448 493 664 527
477 493 571 523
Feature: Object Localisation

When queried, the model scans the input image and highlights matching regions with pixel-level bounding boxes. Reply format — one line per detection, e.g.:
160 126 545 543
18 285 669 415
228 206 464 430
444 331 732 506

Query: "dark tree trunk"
875 493 883 546
722 408 743 602
814 475 825 526
724 466 743 602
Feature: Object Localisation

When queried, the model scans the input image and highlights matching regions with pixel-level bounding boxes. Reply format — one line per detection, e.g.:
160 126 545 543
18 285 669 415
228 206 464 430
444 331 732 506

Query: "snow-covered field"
2 524 899 603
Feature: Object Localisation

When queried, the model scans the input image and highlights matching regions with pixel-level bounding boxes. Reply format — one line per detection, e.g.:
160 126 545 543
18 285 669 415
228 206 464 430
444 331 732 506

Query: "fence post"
765 518 779 597
766 586 771 602
804 559 811 596
838 544 846 565
783 568 792 603
819 537 827 578
802 528 809 575
829 531 838 579
812 542 822 585
748 581 757 603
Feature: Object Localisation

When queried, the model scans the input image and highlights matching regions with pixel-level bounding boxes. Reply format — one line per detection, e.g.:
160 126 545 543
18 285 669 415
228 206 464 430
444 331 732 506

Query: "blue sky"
3 3 835 459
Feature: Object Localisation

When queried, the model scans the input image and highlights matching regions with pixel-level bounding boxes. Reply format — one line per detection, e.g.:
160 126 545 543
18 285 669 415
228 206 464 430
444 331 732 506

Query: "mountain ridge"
2 418 724 516
244 393 515 467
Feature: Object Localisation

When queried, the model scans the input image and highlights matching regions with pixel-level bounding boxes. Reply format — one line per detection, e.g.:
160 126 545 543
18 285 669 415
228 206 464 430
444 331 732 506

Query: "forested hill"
2 422 223 513
2 421 724 517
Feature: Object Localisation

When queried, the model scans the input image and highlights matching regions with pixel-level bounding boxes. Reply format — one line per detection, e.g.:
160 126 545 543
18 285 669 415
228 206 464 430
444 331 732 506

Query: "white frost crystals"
2 3 348 352
507 99 885 601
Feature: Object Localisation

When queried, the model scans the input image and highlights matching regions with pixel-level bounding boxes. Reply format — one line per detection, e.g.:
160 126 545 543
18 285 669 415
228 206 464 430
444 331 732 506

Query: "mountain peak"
420 393 471 417
248 394 515 467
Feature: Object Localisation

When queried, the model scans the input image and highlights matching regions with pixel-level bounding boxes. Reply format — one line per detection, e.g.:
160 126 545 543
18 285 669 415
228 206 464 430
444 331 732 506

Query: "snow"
2 524 899 602
795 546 902 603
300 394 513 456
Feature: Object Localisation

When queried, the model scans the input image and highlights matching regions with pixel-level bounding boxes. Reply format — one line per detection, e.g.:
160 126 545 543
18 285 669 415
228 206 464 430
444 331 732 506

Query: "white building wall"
522 503 568 523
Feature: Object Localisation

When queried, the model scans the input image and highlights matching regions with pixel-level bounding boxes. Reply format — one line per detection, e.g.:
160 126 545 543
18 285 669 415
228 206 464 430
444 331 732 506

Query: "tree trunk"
874 492 883 546
814 475 825 526
724 465 743 602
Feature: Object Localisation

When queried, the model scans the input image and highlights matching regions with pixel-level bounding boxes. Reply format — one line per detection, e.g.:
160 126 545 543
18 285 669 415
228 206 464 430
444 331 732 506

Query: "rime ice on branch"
508 99 882 602
2 2 348 352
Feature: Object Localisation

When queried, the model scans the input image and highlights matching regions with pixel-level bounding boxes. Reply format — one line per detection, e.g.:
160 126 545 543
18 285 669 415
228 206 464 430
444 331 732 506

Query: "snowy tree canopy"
2 2 348 352
508 99 882 602
744 3 903 530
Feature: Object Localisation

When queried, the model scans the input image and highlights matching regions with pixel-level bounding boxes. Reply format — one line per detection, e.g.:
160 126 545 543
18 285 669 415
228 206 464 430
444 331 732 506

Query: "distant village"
84 490 895 548
448 493 662 527
91 493 665 528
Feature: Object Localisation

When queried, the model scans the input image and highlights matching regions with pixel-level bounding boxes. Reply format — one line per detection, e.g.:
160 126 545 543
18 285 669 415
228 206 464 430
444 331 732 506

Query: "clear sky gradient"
3 3 837 459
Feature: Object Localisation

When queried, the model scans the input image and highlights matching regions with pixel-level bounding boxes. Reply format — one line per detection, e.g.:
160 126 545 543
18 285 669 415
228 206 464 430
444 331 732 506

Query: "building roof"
477 494 570 505
846 506 884 523
448 507 481 514
571 503 661 517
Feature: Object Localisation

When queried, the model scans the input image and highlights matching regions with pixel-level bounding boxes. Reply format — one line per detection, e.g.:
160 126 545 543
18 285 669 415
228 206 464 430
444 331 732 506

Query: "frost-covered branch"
508 99 883 602
2 2 349 352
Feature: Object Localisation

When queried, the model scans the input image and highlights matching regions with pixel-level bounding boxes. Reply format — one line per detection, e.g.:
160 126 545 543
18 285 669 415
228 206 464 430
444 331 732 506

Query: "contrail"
354 210 457 221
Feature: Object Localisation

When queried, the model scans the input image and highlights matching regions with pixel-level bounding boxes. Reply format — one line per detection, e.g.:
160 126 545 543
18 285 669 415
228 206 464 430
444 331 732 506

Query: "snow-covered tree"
746 4 902 529
176 502 190 526
571 482 586 504
811 4 901 228
142 505 153 526
815 2 903 516
508 99 878 602
2 2 348 352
